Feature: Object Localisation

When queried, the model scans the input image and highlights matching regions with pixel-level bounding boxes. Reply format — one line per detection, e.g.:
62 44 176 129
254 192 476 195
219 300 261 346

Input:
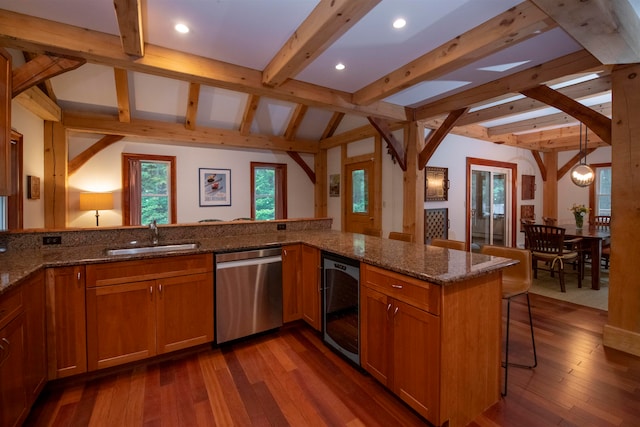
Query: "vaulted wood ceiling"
1 0 638 162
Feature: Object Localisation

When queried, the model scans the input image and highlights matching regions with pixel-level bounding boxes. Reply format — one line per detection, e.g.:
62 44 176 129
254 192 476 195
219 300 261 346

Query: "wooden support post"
604 64 640 357
405 122 425 243
43 120 68 228
542 151 558 222
314 149 327 218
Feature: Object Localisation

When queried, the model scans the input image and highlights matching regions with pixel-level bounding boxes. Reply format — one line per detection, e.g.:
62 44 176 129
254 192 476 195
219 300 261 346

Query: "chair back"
593 215 611 229
480 244 532 294
542 217 557 226
388 231 414 243
363 227 381 237
523 224 567 256
430 238 466 251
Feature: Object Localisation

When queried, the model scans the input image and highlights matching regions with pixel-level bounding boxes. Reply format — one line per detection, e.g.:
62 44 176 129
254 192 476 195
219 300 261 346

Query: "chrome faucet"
149 219 159 245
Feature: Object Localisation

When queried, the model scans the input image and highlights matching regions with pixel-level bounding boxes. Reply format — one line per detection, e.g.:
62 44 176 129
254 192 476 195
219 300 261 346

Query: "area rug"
529 264 609 311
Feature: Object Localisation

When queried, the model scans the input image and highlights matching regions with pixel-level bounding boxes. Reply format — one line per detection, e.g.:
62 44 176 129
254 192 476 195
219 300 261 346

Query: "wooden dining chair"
363 227 381 237
593 215 611 268
429 238 465 251
480 244 537 396
388 231 414 243
523 224 582 292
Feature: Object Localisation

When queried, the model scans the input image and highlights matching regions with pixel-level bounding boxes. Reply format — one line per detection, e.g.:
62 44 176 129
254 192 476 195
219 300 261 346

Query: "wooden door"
156 272 214 354
86 280 156 371
46 266 87 379
301 244 321 330
23 271 47 404
360 285 391 385
0 315 27 427
344 160 377 235
392 299 440 422
282 244 302 322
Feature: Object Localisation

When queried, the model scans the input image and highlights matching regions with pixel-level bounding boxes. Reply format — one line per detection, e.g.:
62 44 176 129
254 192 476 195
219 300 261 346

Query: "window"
251 162 287 220
593 165 612 216
122 154 176 225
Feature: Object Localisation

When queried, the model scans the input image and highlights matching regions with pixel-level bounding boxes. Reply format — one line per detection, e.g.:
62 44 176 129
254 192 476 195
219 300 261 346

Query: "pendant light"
570 123 595 187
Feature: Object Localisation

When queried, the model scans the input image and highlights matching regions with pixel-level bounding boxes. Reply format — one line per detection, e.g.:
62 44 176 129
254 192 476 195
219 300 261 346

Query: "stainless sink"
106 242 199 256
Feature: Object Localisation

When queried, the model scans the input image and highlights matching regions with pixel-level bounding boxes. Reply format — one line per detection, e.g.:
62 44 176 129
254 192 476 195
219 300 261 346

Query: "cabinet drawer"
86 254 213 287
0 287 23 329
361 264 440 315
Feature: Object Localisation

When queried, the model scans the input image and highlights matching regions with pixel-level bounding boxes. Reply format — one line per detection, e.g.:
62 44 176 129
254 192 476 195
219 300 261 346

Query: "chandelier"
570 123 595 187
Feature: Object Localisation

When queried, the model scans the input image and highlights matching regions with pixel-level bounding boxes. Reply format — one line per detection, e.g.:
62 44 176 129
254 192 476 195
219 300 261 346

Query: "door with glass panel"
344 160 376 235
470 165 512 247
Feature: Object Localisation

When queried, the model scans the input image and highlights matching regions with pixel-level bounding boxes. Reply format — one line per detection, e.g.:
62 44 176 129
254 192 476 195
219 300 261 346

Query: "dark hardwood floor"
25 294 640 427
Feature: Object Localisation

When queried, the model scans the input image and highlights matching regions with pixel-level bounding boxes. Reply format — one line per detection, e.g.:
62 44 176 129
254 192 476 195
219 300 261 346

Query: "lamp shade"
80 192 114 211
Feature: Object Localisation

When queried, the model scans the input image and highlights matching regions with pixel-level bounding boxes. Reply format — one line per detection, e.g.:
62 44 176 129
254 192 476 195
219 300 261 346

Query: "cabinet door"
301 245 321 330
46 266 87 379
157 272 214 354
86 280 156 371
23 271 47 403
0 48 11 196
282 244 302 322
0 315 27 427
392 299 440 422
360 286 391 385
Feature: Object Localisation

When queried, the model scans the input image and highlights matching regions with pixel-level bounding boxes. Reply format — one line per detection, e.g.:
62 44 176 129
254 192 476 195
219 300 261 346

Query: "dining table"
564 226 611 290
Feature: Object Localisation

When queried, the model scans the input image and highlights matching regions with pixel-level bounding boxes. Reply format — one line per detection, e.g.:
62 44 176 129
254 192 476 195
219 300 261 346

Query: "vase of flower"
570 203 589 230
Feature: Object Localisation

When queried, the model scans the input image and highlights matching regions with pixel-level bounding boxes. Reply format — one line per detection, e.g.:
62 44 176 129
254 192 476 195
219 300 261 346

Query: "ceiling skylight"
477 61 530 73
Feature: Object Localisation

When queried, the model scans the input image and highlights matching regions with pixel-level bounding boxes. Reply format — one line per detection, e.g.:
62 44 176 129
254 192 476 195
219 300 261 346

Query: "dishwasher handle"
216 255 282 270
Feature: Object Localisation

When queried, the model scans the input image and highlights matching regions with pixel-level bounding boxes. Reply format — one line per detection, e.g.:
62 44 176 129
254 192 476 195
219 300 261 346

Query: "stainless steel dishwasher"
215 247 283 344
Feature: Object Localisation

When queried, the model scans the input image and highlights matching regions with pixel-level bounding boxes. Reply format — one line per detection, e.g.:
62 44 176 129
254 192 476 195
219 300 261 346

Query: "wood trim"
8 130 23 229
43 121 67 228
250 162 288 220
11 54 84 97
465 157 518 248
15 86 61 122
113 0 144 57
588 162 611 222
113 68 131 123
286 151 315 184
418 108 468 169
314 149 327 218
368 117 406 171
531 150 546 181
122 153 177 225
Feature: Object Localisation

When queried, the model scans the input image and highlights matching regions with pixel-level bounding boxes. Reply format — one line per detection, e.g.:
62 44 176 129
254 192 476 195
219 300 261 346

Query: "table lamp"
80 192 113 226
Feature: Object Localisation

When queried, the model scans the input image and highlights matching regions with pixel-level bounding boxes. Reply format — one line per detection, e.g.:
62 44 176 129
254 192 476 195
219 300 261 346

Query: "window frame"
250 162 287 220
122 153 177 226
589 162 612 220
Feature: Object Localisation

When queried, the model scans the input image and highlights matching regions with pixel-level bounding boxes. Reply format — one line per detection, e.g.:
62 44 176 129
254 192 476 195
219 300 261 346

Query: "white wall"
67 136 316 228
11 101 45 229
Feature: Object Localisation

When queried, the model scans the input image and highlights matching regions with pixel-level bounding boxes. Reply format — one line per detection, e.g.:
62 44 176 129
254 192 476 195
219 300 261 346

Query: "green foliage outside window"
254 168 275 220
141 161 170 224
352 169 368 213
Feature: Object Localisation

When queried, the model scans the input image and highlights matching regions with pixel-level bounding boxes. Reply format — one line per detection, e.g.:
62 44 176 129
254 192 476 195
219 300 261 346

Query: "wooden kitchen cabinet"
361 263 502 427
282 244 302 322
0 48 11 196
22 270 47 404
0 287 26 427
360 269 440 422
46 266 87 379
85 254 214 371
301 244 321 330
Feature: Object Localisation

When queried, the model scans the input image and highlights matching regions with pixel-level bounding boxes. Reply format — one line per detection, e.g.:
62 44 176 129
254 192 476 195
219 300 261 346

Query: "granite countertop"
0 230 516 295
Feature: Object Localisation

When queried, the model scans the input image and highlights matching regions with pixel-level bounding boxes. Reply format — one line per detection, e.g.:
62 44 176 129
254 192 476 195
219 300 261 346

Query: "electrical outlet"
277 223 286 230
43 236 62 245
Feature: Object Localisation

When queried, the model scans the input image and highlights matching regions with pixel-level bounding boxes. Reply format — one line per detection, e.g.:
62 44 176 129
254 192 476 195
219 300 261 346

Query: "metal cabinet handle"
393 307 399 317
391 284 403 289
150 286 153 295
386 303 392 320
77 271 81 281
158 284 162 293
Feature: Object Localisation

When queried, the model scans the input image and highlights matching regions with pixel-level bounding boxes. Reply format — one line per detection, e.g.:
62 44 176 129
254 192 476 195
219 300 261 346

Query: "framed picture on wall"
199 168 231 206
425 166 449 201
329 174 340 197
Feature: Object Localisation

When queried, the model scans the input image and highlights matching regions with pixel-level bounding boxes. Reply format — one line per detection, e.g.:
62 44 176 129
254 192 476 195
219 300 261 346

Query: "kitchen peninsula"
0 219 514 427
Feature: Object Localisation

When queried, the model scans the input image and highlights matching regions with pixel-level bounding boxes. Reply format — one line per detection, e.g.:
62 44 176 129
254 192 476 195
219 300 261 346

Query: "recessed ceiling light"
335 63 346 71
175 23 190 34
393 18 406 29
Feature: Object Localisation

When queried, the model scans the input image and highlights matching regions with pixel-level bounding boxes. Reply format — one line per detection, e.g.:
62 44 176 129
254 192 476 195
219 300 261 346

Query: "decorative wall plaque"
27 175 40 199
425 166 449 201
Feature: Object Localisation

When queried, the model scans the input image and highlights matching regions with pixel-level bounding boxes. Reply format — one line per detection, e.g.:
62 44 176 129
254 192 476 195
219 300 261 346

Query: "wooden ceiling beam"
458 74 611 126
284 104 308 141
531 0 640 64
185 82 200 130
68 134 125 175
0 9 408 122
113 68 131 123
557 147 598 180
263 0 380 88
418 108 468 169
487 102 611 136
413 49 602 121
520 84 611 144
239 94 260 136
63 111 320 154
368 117 407 171
15 86 61 121
531 150 546 181
113 0 144 57
12 54 85 97
321 112 345 140
287 151 316 184
515 125 605 151
354 1 555 105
